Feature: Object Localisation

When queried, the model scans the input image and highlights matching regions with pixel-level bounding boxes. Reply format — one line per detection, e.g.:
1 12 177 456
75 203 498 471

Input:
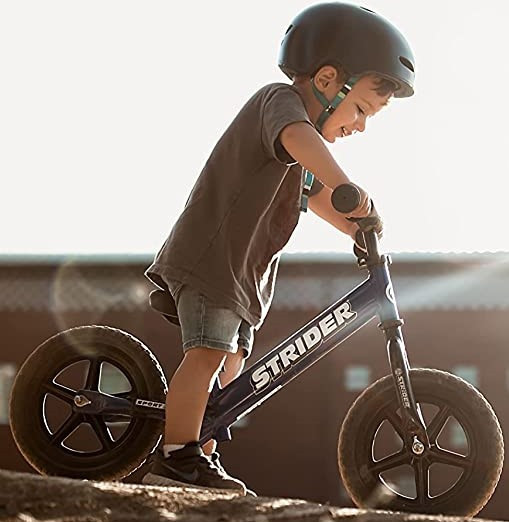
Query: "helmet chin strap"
312 77 357 134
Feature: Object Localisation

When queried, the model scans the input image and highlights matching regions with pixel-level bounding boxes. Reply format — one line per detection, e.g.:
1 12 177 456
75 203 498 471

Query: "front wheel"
338 368 504 517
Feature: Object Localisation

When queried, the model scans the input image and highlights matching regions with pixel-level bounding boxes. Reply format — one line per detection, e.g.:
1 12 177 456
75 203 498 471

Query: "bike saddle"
149 289 180 326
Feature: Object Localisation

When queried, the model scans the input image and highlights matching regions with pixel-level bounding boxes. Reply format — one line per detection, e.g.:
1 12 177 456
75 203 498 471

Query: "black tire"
9 325 167 481
338 368 504 517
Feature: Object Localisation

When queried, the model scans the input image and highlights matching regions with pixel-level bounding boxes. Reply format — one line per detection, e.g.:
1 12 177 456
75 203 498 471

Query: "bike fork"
382 321 429 452
371 257 430 453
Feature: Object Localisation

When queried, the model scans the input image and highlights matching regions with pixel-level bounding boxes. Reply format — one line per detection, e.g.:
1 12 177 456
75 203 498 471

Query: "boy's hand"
345 184 371 218
348 203 384 253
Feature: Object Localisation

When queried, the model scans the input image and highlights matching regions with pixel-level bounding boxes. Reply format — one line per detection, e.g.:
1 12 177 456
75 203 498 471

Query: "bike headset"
278 2 416 135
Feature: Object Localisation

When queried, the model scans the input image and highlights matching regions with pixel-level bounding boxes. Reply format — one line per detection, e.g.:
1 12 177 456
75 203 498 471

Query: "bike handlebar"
331 183 361 214
331 184 381 263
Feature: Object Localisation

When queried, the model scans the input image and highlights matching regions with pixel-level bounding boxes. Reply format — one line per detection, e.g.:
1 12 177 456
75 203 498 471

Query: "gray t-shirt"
145 82 313 329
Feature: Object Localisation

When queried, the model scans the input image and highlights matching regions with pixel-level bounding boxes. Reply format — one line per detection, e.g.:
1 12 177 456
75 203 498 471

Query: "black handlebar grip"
331 184 361 214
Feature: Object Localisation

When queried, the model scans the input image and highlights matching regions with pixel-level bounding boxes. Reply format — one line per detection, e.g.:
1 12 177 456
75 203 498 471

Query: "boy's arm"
279 121 370 217
307 183 358 241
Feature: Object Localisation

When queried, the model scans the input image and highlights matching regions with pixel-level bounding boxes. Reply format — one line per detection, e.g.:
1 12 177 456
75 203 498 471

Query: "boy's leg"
144 344 247 492
219 349 246 387
164 347 227 445
201 349 246 455
144 281 252 492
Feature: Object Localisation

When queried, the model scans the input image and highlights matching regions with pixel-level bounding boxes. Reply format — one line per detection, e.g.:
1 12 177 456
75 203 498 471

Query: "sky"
1 1 508 255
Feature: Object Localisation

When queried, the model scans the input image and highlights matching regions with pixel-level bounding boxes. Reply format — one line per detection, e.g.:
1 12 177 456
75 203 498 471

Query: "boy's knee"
184 346 227 375
225 349 245 372
220 350 245 387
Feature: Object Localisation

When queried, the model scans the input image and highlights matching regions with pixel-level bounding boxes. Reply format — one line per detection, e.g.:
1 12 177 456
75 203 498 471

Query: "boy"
142 2 415 494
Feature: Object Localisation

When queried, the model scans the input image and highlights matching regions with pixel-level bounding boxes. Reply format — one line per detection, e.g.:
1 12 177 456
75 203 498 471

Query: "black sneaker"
210 451 257 497
142 442 246 494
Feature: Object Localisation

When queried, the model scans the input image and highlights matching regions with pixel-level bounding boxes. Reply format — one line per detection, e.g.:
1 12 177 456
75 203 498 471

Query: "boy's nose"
355 120 366 133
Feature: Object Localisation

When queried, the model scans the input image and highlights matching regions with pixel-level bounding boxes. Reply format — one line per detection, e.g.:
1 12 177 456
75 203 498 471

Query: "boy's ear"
313 65 340 91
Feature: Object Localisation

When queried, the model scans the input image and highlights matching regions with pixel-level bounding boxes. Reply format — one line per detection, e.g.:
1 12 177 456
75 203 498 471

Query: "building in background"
1 252 508 519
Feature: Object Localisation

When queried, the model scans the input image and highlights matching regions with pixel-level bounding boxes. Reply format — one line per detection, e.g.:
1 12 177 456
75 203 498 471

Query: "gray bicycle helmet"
278 2 415 98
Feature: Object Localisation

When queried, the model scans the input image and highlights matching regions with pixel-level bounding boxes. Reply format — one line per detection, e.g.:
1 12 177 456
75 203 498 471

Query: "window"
344 365 371 391
0 363 17 424
451 365 479 387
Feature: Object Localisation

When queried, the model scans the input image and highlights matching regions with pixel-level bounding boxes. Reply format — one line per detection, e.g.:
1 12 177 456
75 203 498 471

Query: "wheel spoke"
85 359 102 390
370 450 410 474
430 447 472 470
43 382 76 404
427 405 451 442
88 416 115 450
49 412 82 446
385 409 405 440
414 460 430 505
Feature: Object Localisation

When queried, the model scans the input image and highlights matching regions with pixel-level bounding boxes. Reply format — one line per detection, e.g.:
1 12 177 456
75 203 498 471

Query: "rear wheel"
9 325 167 480
338 368 504 517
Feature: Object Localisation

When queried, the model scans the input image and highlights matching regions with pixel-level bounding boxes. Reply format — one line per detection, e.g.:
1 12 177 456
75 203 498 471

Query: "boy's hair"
295 62 399 97
371 75 399 97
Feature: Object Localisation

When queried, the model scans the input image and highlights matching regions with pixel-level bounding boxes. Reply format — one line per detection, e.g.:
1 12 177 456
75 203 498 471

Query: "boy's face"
319 74 392 144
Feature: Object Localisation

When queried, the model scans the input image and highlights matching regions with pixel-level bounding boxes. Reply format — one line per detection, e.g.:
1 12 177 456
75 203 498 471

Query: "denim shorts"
165 279 254 359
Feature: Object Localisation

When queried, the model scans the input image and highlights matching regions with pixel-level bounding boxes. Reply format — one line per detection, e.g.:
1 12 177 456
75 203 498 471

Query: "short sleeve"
261 86 312 165
308 176 324 197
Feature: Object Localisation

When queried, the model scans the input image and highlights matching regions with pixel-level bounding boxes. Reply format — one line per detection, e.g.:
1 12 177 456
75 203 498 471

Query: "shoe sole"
142 473 246 495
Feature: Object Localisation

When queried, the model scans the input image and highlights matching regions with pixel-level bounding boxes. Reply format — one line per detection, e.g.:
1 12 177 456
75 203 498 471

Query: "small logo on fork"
385 283 395 303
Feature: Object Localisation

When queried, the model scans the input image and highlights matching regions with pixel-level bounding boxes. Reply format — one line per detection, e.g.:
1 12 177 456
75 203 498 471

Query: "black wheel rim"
364 396 475 508
38 347 148 460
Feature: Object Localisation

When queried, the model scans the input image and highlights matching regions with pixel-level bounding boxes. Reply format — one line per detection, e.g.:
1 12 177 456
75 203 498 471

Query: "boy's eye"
356 105 365 115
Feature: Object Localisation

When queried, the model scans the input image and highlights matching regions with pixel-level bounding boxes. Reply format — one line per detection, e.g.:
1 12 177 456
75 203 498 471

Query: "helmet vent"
399 56 414 72
284 24 293 35
360 7 376 14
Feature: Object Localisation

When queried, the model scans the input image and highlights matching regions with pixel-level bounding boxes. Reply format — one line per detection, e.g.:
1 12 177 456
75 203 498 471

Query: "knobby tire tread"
10 325 167 481
338 368 503 517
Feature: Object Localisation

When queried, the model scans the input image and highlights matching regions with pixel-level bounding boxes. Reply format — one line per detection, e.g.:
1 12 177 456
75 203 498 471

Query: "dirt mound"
0 470 503 522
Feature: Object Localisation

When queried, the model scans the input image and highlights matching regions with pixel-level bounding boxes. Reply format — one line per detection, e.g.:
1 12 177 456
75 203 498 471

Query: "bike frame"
76 231 429 452
200 230 429 450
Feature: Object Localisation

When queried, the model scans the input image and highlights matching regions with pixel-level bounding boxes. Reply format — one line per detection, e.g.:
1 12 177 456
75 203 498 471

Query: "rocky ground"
0 470 504 522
